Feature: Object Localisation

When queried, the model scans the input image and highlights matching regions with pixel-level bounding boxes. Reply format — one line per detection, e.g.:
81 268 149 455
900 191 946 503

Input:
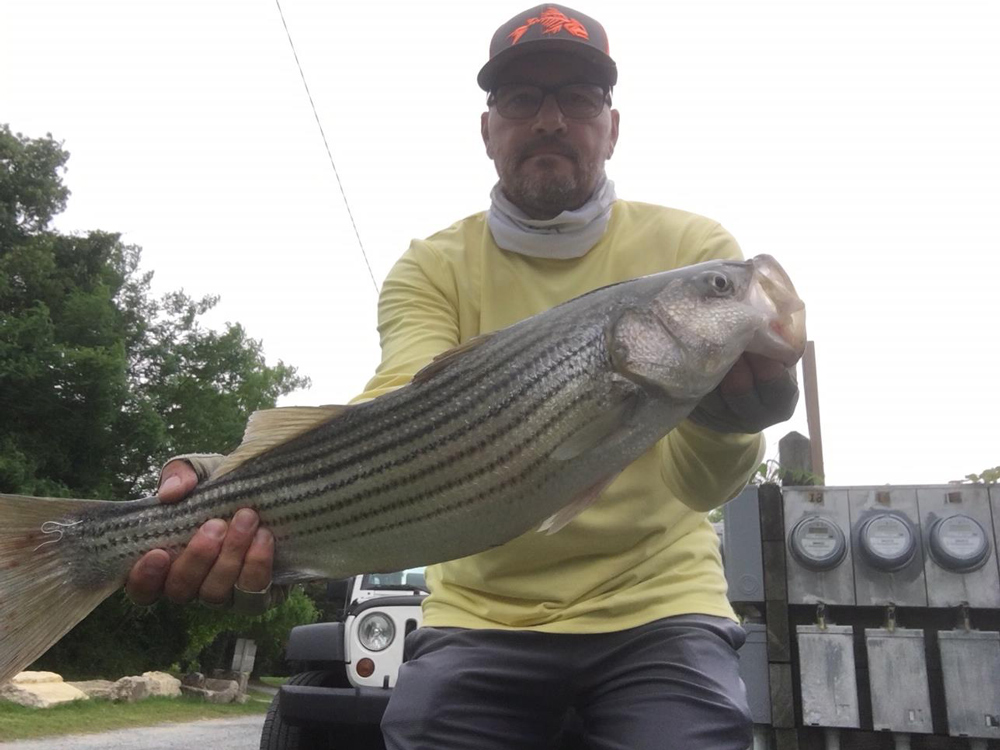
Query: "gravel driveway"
0 715 266 749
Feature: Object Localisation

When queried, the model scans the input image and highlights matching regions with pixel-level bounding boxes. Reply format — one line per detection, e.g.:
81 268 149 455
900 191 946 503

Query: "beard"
496 137 604 219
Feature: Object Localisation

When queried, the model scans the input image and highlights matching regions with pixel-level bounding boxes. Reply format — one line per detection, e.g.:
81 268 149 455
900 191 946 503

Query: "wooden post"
758 482 798 742
230 638 257 674
779 431 817 486
801 341 825 482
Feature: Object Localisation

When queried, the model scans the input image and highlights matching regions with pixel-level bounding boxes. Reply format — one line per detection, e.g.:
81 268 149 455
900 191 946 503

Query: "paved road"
0 715 266 749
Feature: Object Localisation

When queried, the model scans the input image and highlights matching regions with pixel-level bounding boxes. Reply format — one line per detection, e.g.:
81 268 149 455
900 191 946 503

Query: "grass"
255 676 288 688
0 691 272 742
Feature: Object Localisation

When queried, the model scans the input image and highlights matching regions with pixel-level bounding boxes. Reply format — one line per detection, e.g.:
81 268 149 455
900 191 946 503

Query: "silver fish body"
0 253 805 684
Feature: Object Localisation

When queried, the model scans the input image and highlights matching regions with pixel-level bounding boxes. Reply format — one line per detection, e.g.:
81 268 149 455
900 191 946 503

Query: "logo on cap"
508 7 589 46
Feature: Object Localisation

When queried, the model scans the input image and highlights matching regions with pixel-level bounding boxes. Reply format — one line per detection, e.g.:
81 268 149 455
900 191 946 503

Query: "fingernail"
233 509 257 533
202 519 227 540
253 528 272 548
160 475 181 495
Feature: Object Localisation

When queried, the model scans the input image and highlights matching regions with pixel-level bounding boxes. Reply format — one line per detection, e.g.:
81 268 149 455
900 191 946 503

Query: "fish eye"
707 273 733 295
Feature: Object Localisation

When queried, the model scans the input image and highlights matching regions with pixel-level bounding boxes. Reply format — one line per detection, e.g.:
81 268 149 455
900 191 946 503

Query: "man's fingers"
157 460 199 504
237 528 275 593
197 509 260 605
163 519 227 603
125 549 171 606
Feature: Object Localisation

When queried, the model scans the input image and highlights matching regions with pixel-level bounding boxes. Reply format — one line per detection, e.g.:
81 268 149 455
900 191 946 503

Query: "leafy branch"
952 466 1000 485
751 458 823 487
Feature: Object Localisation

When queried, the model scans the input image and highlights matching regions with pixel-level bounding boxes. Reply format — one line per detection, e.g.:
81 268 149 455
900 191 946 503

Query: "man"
127 6 797 748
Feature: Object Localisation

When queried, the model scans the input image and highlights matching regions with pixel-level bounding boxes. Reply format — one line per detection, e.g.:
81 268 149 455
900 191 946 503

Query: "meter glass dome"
929 514 990 571
789 516 848 571
858 513 916 571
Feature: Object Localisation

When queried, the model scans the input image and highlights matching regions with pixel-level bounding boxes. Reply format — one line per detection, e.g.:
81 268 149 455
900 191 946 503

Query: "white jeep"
260 568 428 750
260 568 590 750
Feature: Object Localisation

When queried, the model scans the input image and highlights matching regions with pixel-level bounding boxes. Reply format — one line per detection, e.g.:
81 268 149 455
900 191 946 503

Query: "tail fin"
0 493 119 685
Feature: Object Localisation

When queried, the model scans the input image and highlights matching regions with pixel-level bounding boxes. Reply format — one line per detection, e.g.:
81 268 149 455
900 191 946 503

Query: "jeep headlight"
358 612 395 652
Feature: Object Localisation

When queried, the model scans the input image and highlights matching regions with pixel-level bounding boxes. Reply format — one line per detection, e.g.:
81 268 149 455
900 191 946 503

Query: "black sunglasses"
488 83 611 120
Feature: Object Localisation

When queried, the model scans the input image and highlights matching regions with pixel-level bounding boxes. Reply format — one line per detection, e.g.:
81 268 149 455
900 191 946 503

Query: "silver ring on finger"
232 581 273 616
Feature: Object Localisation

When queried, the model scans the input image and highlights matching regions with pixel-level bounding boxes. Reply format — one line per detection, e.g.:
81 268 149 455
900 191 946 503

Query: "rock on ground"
0 672 88 708
142 671 182 698
65 680 116 700
180 680 240 704
111 675 151 703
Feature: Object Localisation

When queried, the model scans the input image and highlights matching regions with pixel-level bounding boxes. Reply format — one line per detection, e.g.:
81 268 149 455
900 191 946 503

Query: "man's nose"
532 93 567 134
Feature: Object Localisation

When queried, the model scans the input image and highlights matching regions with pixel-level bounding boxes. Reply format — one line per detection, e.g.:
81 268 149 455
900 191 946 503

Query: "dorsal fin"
209 405 349 480
411 333 496 385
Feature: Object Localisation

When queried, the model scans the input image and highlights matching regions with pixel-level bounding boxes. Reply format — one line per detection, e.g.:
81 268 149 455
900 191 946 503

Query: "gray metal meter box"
848 488 927 606
722 486 765 603
796 624 860 728
738 623 771 725
864 628 933 734
916 486 999 607
784 488 855 605
937 629 1000 739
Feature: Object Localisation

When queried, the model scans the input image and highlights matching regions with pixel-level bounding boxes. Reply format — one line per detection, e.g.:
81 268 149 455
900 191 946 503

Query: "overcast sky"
2 0 998 487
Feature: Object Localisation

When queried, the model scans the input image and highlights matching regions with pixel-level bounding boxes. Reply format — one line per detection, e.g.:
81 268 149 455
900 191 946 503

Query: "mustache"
517 137 578 164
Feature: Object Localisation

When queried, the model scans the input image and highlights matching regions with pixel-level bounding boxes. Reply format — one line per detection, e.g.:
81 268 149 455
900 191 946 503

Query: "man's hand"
125 460 275 607
688 352 799 434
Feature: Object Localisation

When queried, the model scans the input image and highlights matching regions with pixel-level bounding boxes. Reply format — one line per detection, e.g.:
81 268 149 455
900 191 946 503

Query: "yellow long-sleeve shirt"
352 200 764 633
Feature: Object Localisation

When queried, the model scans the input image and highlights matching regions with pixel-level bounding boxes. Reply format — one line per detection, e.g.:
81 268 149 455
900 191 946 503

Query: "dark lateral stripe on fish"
101 385 590 561
205 321 568 482
80 326 583 546
262 388 593 543
271 395 592 545
89 328 596 551
103 354 593 555
218 334 585 488
90 335 602 556
300 448 562 546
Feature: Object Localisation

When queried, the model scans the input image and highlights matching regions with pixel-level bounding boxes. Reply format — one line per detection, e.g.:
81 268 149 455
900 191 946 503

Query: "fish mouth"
745 254 807 368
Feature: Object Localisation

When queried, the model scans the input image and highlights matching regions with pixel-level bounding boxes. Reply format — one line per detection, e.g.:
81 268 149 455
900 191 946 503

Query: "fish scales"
72 310 610 581
0 254 806 685
81 320 564 540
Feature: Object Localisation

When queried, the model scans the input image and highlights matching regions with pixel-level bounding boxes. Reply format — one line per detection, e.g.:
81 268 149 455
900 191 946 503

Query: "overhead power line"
274 0 380 295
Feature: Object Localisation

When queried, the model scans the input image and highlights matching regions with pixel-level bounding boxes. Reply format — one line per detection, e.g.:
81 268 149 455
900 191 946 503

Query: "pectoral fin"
210 405 349 480
538 474 621 534
550 394 638 462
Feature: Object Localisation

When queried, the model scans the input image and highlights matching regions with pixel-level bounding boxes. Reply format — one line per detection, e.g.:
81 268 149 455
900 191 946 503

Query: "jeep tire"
260 671 345 750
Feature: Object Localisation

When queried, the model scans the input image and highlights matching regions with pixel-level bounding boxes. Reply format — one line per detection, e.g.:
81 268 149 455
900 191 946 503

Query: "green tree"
1 124 315 677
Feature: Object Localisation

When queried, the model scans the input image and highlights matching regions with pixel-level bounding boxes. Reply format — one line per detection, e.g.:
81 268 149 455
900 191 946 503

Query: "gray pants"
381 615 752 750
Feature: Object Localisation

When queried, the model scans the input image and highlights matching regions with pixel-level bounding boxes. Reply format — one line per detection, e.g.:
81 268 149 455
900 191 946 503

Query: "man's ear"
481 111 494 158
607 109 620 160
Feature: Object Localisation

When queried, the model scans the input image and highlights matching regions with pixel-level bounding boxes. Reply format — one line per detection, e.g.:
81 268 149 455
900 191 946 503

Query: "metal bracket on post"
959 602 972 632
885 603 897 633
816 602 828 631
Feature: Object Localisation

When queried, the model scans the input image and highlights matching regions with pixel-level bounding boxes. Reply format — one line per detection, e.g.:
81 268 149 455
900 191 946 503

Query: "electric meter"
857 513 917 571
789 515 848 571
928 514 991 572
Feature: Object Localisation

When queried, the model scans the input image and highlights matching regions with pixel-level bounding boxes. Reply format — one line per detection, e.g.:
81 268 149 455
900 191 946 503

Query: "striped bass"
0 253 805 684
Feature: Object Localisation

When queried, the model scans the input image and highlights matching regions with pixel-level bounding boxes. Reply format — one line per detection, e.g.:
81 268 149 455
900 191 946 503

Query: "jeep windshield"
361 567 427 592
